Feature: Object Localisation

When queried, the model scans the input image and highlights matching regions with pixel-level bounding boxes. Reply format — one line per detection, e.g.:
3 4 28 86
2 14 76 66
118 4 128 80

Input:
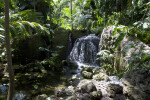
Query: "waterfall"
69 34 100 72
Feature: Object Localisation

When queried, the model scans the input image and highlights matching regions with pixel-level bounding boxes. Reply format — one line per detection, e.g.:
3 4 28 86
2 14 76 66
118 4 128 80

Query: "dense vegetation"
0 0 150 99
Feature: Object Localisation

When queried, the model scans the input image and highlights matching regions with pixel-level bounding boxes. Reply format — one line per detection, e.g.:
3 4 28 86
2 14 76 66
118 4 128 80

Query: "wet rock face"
122 68 150 100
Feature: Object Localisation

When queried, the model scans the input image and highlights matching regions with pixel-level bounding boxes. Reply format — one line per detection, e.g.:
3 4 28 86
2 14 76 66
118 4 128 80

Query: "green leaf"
33 85 38 89
51 52 58 57
56 46 64 49
0 28 4 31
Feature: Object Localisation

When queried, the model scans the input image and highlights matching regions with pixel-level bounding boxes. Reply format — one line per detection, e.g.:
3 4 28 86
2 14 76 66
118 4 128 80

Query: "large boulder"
77 80 97 93
100 26 119 53
99 26 120 69
106 84 123 97
100 26 150 71
81 67 94 79
116 36 150 69
93 72 109 82
122 68 150 100
55 86 75 97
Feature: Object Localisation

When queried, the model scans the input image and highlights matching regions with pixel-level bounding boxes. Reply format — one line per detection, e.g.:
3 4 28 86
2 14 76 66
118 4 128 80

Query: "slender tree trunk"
70 0 73 31
5 0 15 100
116 0 121 12
33 0 36 12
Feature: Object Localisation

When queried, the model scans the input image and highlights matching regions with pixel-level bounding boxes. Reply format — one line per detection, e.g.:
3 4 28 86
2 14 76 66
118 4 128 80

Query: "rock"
100 26 120 71
101 94 125 100
82 67 94 73
68 75 81 86
117 36 150 69
101 97 114 100
93 72 109 81
80 82 97 93
92 68 105 75
51 95 60 100
76 93 91 100
100 26 150 71
122 68 150 100
90 90 102 100
77 80 97 93
35 94 47 100
55 86 75 97
81 67 103 79
81 71 93 79
66 95 76 100
106 84 123 97
100 26 119 53
55 88 67 97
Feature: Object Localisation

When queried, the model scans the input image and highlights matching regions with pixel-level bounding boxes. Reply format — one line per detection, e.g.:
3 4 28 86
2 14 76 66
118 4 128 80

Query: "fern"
112 25 129 50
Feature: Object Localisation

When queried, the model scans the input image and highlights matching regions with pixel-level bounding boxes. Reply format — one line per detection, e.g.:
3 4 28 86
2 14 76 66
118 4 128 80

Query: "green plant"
0 10 50 39
97 50 115 75
41 51 63 72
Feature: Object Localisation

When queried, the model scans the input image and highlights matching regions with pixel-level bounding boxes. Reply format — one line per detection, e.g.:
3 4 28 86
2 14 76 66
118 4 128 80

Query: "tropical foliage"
0 0 150 99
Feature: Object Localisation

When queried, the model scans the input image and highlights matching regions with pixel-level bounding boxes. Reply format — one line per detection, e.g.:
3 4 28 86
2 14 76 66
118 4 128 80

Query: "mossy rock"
66 96 76 100
82 71 93 79
35 94 48 100
106 84 123 97
80 82 97 93
92 68 106 75
90 90 102 99
93 72 109 81
82 67 94 73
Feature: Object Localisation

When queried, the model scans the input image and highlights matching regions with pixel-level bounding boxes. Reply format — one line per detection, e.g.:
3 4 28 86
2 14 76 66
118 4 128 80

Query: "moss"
82 71 93 79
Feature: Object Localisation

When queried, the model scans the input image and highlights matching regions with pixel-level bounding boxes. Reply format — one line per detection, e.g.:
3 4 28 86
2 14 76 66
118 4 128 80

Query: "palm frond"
0 28 4 31
0 34 5 42
31 22 50 34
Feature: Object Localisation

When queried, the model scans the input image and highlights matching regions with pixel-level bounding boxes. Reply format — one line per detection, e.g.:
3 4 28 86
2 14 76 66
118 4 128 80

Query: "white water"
69 34 100 74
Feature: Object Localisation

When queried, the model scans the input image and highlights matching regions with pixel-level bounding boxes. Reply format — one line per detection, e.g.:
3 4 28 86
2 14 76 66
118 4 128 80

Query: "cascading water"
69 34 100 74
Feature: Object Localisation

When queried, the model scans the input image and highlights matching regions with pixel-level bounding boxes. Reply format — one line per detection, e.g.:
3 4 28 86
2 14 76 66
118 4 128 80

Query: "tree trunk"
70 0 73 31
116 0 121 12
5 0 15 100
